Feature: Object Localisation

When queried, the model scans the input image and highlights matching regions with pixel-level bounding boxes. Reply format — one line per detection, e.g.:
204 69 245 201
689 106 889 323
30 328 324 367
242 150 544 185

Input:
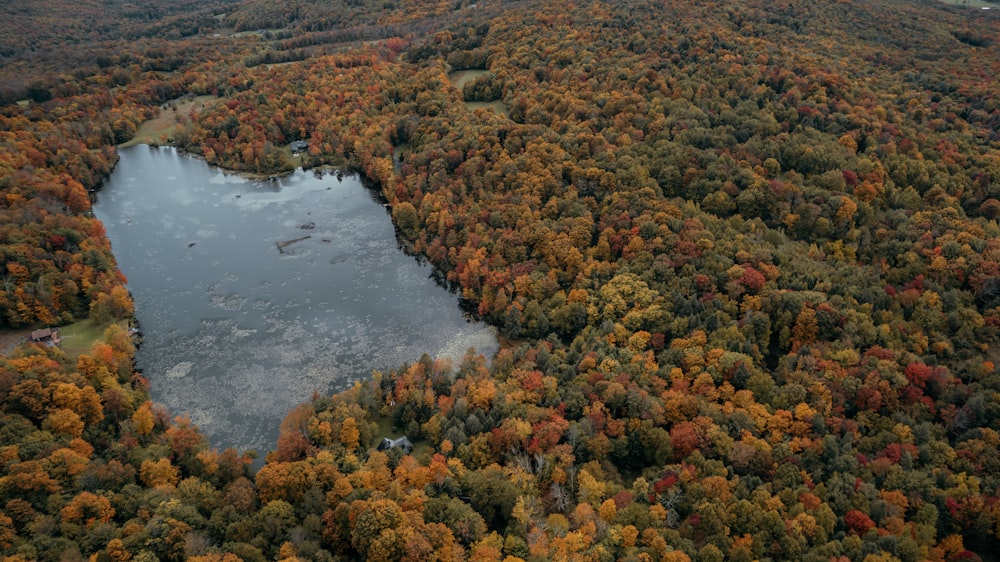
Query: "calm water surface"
94 146 497 454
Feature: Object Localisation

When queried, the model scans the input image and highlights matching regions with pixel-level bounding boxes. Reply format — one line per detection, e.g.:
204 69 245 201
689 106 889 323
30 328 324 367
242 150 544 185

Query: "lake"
94 146 497 454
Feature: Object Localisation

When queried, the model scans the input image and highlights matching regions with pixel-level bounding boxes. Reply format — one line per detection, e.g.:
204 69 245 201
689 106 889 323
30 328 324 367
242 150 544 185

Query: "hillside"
2 0 1000 560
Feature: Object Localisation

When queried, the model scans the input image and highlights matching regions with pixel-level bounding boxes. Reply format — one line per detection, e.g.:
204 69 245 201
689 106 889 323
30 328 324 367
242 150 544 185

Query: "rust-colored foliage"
3 0 1000 559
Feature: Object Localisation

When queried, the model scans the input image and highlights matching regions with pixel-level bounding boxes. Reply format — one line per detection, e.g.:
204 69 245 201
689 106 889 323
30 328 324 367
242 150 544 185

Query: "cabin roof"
377 436 414 452
30 327 53 341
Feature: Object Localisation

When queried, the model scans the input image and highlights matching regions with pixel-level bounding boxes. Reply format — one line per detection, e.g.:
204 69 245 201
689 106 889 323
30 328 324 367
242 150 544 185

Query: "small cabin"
289 141 309 155
30 327 60 346
377 436 414 454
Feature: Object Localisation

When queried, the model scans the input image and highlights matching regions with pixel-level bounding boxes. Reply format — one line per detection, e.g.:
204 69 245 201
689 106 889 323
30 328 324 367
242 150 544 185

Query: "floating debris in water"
276 235 311 253
166 361 195 379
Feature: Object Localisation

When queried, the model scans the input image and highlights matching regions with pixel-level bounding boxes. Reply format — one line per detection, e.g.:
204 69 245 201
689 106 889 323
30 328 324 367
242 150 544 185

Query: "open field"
447 68 488 90
0 318 126 357
122 95 219 147
465 100 510 118
0 329 31 356
56 319 128 357
447 69 510 117
936 0 996 7
373 413 430 458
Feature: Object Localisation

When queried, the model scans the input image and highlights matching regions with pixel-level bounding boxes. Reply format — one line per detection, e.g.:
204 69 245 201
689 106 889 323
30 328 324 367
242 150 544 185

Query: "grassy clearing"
374 413 397 438
57 319 128 357
936 0 996 7
372 413 431 458
447 69 510 117
0 329 32 356
447 68 488 90
122 95 220 147
411 440 430 458
0 318 126 358
466 100 510 118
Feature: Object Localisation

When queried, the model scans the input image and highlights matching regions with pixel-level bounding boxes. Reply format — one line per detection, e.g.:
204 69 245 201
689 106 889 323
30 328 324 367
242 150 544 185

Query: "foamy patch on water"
232 327 257 338
435 326 498 364
166 361 195 379
209 172 249 185
209 293 246 311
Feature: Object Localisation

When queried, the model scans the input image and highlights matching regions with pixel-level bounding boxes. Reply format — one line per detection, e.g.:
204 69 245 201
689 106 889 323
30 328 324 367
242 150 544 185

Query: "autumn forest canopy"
2 0 1000 560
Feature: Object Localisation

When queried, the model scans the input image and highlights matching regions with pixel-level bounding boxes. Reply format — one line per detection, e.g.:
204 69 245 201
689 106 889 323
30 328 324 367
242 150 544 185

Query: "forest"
1 0 1000 560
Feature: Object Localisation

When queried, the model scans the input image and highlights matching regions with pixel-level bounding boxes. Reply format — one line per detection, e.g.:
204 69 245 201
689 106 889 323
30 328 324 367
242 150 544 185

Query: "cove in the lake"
94 146 498 454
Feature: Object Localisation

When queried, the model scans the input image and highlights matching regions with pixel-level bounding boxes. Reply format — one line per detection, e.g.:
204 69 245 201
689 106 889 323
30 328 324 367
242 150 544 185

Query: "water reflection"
94 146 497 454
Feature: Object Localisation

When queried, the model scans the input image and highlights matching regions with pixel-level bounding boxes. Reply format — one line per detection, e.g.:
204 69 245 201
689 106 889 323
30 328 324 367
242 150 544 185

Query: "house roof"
378 436 414 451
391 436 413 447
31 328 53 341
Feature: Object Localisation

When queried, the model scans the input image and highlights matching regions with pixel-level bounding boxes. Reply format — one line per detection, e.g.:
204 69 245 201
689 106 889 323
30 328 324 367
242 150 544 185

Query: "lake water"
94 146 497 454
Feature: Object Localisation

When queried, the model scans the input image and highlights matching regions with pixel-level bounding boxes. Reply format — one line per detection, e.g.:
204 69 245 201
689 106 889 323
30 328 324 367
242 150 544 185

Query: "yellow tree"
132 402 155 436
42 409 85 438
792 307 818 348
340 417 361 451
140 458 181 488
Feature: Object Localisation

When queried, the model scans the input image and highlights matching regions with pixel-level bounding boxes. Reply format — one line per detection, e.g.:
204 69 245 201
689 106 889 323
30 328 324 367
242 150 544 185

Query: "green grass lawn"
936 0 996 7
374 413 397 438
373 413 431 458
56 319 128 357
122 95 219 147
